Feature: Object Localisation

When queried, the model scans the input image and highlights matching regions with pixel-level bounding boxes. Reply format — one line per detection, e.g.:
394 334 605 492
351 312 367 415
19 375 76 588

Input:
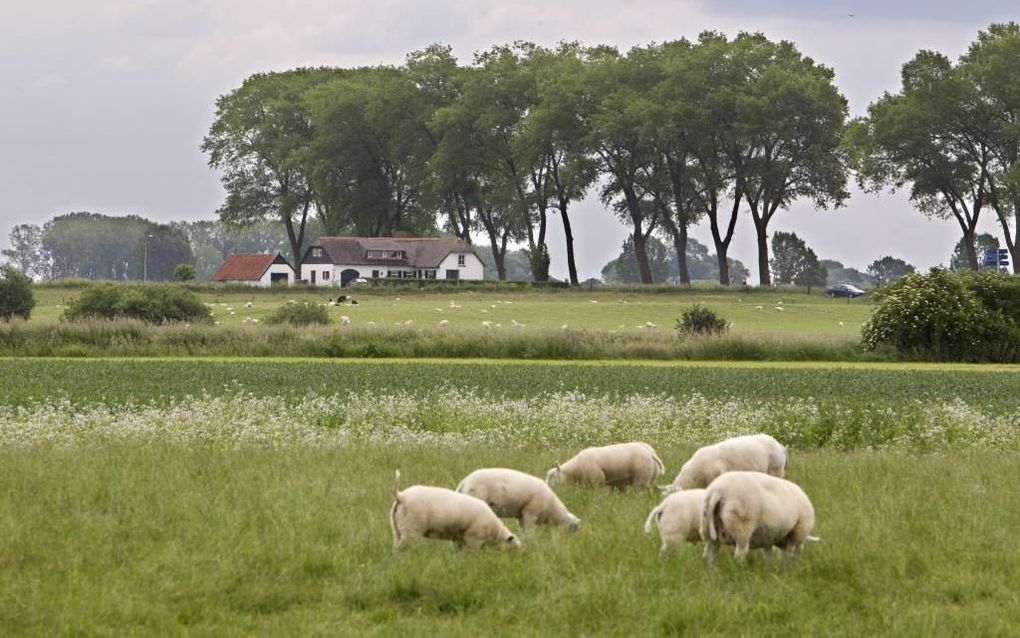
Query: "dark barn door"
340 269 360 287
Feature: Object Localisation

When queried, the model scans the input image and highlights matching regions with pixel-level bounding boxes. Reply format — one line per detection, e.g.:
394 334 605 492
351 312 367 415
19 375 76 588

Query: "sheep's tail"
651 451 665 477
806 535 821 542
644 503 665 534
392 469 402 503
704 491 723 542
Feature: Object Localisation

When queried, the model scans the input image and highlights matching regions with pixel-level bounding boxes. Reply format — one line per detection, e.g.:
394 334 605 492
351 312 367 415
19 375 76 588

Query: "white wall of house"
437 252 484 280
301 263 339 286
260 263 295 287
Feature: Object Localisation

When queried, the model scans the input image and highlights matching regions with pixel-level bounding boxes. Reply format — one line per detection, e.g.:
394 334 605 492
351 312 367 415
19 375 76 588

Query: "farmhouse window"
372 270 379 278
322 271 330 280
312 248 323 257
457 254 466 267
446 269 459 280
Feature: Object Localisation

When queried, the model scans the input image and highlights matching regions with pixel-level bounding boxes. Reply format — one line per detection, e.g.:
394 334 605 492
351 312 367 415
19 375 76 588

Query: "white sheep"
660 434 787 494
644 489 706 555
701 471 818 564
546 442 664 489
389 471 522 551
457 468 581 531
340 315 351 326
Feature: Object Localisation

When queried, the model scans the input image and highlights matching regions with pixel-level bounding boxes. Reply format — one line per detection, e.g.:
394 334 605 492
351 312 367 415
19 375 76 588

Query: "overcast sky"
1 1 1016 281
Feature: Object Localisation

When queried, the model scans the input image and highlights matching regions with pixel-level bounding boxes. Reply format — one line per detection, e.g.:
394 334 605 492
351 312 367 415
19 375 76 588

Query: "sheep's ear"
506 535 517 544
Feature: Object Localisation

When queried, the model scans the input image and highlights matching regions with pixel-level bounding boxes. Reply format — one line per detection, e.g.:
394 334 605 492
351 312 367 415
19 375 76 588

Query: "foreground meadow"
2 445 1019 635
1 359 1018 634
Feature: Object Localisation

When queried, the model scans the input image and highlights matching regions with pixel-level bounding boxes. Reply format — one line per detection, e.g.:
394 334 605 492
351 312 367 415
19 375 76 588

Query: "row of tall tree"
201 31 853 286
200 23 1020 284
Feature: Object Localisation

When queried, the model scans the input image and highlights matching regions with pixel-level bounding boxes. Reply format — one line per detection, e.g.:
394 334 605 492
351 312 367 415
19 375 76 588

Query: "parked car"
826 284 866 298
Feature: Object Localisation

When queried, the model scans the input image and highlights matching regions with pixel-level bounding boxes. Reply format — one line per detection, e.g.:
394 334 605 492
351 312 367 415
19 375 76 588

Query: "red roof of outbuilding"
212 253 280 282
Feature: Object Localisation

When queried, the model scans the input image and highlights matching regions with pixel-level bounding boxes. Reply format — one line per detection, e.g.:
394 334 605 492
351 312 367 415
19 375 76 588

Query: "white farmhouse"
300 236 484 287
212 253 294 287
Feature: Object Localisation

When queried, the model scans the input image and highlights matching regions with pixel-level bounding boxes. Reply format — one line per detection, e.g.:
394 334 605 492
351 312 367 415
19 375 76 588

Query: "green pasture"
1 445 1018 635
2 358 1018 412
28 285 872 337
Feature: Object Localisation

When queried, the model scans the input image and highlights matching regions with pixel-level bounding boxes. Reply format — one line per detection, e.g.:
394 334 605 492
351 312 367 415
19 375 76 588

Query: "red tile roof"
212 253 280 282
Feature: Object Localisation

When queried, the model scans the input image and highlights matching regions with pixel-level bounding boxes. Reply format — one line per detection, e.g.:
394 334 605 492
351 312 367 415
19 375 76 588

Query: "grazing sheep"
340 315 351 326
546 442 664 489
389 471 522 551
481 320 493 329
457 468 581 531
661 434 787 494
439 319 449 326
701 471 817 564
645 489 706 555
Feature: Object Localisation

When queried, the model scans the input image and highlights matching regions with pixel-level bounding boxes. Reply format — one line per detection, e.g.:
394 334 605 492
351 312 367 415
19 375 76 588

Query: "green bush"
0 266 36 320
264 301 330 326
862 269 1020 362
63 284 211 324
174 264 197 282
676 304 728 336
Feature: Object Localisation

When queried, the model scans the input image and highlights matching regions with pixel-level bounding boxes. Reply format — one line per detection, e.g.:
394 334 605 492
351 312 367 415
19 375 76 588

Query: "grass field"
3 342 1019 632
2 444 1019 635
28 285 872 336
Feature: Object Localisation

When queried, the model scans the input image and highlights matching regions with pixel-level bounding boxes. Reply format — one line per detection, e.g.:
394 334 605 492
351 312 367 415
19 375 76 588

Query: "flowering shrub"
862 268 1020 362
1 389 1016 452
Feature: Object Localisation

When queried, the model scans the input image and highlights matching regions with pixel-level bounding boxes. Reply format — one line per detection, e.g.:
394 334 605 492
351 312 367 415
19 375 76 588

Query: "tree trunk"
963 228 978 271
755 221 770 286
282 201 309 282
632 228 653 284
621 183 653 284
717 243 730 286
672 225 690 287
709 196 740 286
559 200 579 286
492 243 507 280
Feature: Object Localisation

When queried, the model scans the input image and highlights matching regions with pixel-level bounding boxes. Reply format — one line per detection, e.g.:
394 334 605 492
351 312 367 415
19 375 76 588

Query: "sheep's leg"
703 539 718 566
734 537 751 560
519 508 539 532
659 541 677 558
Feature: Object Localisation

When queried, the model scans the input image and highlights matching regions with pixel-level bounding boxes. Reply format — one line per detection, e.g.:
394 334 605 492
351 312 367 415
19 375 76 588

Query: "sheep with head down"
644 489 706 555
660 434 787 494
389 471 522 551
546 442 664 489
457 468 580 531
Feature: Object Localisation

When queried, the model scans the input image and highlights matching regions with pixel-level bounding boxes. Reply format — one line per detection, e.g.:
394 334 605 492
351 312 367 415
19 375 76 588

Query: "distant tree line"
1 214 320 282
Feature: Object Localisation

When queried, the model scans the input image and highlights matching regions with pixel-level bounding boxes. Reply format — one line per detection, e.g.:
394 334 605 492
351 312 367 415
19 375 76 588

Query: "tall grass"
1 445 1017 634
0 319 869 361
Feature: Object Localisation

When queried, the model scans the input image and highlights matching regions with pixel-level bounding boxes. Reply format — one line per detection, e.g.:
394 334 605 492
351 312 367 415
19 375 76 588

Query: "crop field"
28 285 872 337
2 357 1019 634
